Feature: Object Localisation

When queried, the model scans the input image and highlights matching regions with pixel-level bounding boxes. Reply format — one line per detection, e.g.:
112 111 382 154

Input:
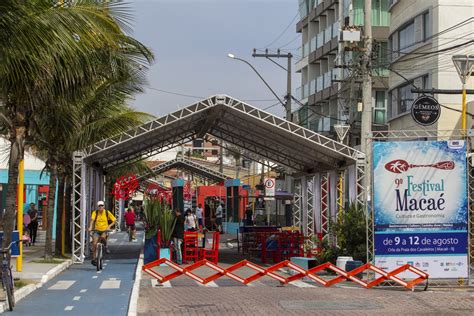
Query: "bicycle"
1 240 19 311
91 230 111 272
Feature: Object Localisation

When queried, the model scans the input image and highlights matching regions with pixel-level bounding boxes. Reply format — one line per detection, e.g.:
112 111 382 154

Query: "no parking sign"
264 178 275 197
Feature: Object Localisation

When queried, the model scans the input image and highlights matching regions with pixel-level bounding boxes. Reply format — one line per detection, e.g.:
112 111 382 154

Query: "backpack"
92 210 113 225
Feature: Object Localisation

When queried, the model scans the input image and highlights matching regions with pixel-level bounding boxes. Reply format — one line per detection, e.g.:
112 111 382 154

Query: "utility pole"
252 49 293 121
360 0 372 154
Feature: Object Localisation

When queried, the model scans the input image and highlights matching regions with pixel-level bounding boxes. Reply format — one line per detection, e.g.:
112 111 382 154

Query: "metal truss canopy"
137 156 229 186
82 95 363 172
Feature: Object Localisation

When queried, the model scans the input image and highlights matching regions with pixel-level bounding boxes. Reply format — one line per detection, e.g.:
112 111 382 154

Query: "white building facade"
388 0 474 130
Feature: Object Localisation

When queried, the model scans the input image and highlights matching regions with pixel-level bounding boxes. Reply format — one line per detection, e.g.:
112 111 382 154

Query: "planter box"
144 235 171 264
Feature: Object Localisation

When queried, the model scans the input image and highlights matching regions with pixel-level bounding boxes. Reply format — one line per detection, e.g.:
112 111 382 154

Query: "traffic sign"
264 177 275 197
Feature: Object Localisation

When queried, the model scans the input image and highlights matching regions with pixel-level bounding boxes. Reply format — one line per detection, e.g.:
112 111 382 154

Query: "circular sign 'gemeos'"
411 95 441 126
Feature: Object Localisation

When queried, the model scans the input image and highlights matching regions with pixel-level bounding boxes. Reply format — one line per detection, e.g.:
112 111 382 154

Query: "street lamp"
452 54 474 130
227 53 286 109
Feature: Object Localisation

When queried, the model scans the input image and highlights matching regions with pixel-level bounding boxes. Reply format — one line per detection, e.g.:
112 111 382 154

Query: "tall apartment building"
387 0 474 130
295 0 390 146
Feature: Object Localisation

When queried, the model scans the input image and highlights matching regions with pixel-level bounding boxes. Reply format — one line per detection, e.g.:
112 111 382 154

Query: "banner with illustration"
373 140 468 278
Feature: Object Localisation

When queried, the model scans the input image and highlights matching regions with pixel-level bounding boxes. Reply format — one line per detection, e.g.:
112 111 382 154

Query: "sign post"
372 140 468 278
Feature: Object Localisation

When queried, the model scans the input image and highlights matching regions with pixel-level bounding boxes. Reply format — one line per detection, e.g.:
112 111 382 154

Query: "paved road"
138 267 474 315
10 228 142 316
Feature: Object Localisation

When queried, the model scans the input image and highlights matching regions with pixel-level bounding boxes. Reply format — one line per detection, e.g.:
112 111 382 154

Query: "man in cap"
88 201 116 266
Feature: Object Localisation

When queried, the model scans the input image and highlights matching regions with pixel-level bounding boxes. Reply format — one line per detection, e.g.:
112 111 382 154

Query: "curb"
128 237 145 316
0 259 72 313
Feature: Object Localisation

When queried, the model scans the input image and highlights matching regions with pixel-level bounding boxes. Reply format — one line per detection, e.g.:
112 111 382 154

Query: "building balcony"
307 68 340 105
297 0 338 32
308 21 339 63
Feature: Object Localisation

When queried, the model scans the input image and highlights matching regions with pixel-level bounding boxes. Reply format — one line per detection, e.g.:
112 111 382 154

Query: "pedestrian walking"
171 209 184 264
196 203 203 230
215 203 223 233
27 203 39 245
23 212 31 246
124 206 137 241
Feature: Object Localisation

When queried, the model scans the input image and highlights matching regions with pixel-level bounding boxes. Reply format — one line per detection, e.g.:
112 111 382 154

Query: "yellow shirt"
91 210 116 231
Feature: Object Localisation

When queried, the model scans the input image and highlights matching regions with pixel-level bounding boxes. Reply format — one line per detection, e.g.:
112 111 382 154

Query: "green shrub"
143 198 175 243
333 203 367 262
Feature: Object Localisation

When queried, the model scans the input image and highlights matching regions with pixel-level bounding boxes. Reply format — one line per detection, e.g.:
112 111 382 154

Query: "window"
298 106 309 128
399 22 415 51
373 91 387 124
422 74 430 89
398 83 415 113
372 0 390 26
353 0 390 26
374 41 389 76
423 12 431 41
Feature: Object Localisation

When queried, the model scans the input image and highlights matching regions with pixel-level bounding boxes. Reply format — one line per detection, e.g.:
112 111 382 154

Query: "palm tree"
0 0 152 250
226 145 243 179
30 49 154 258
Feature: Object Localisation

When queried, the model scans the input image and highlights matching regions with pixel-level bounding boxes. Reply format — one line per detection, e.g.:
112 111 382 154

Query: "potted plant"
143 197 175 264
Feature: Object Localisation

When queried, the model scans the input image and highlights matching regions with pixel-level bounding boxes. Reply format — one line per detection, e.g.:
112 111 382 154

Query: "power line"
147 87 279 102
263 101 282 111
277 35 300 49
376 40 474 67
378 17 473 60
264 13 299 48
147 87 203 99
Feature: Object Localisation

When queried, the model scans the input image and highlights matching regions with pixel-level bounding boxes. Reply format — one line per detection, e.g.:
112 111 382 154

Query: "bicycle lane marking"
48 280 76 290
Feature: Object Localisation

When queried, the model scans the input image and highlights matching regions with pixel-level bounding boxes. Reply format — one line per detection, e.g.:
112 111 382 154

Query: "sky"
128 0 300 118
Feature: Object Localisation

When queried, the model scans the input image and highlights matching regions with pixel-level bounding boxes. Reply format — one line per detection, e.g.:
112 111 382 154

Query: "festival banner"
372 140 468 278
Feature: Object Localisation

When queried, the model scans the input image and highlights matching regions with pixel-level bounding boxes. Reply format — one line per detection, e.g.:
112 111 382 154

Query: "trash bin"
345 260 364 279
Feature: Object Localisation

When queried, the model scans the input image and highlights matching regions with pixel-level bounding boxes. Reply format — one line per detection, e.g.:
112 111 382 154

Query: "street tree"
0 0 152 251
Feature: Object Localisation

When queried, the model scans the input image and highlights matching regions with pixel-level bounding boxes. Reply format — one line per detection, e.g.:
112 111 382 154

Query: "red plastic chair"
183 232 199 263
200 232 220 264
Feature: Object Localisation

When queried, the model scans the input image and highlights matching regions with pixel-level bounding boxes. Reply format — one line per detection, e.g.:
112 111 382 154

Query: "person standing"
184 209 197 232
171 209 184 265
245 207 253 226
215 203 223 233
196 203 203 230
27 203 39 245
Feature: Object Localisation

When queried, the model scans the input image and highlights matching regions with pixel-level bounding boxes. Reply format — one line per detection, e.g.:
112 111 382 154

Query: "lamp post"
227 53 286 108
452 55 474 130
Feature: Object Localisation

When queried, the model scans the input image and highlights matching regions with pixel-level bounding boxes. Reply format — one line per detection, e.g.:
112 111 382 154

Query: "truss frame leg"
355 154 370 264
293 178 302 230
72 152 86 264
320 173 329 241
306 175 315 246
115 198 121 232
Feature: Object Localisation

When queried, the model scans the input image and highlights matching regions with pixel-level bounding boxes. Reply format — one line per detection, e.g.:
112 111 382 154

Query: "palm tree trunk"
44 162 57 259
2 126 25 250
54 174 65 256
235 160 240 179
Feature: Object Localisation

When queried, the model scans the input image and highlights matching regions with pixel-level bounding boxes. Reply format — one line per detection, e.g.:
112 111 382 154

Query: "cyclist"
88 201 116 266
124 206 136 241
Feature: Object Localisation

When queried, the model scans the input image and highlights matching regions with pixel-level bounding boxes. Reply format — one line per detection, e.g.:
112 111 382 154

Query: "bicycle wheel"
3 268 15 311
99 246 104 271
96 244 102 271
